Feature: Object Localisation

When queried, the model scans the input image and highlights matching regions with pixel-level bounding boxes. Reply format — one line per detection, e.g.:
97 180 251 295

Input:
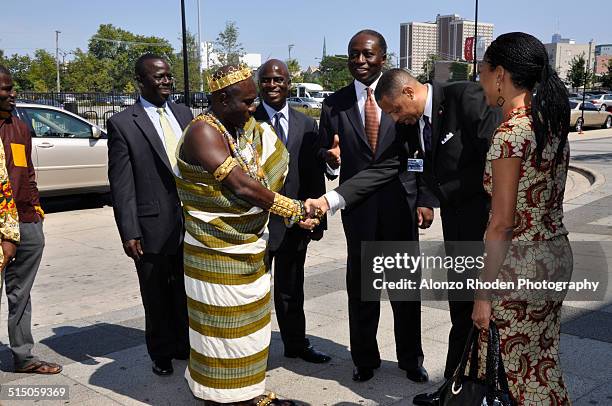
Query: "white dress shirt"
262 101 290 141
418 84 434 151
354 75 382 128
140 96 183 152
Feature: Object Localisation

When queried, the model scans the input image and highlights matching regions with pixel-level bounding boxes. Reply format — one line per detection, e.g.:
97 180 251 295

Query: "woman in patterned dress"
472 32 572 405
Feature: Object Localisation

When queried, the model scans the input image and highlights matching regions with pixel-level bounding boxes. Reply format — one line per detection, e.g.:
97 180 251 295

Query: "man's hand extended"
326 134 341 169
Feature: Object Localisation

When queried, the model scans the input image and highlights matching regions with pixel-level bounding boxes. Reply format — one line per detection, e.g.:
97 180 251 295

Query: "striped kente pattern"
175 116 288 401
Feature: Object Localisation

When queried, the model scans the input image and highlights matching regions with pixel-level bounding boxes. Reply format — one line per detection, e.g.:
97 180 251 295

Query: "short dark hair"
134 53 166 78
374 68 415 102
349 29 387 56
0 65 11 77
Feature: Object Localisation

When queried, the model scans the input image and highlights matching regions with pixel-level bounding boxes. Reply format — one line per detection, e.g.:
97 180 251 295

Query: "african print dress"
482 106 572 405
175 115 288 403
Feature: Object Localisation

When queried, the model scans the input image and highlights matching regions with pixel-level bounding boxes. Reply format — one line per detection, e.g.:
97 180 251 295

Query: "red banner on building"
464 37 475 61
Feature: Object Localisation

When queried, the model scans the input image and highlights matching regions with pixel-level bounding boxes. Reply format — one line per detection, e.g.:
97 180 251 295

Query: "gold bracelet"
270 193 303 220
213 156 238 182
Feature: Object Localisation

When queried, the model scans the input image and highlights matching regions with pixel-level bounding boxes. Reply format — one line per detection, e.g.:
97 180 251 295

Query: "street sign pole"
181 0 190 107
472 0 479 81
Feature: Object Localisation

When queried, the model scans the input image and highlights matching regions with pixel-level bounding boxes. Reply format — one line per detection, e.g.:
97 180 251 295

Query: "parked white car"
13 103 109 197
287 97 322 109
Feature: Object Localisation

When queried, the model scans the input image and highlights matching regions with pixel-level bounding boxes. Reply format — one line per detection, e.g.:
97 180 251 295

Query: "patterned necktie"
422 115 432 155
364 87 379 152
273 111 287 145
157 107 178 168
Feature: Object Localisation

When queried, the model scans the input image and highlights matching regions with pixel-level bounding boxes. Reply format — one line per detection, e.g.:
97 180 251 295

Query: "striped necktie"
157 107 178 168
364 87 379 153
273 111 287 145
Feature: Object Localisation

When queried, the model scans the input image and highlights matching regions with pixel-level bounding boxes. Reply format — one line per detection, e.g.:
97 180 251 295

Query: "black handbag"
439 323 514 406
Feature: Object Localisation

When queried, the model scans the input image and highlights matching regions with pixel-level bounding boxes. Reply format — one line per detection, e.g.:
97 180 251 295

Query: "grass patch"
293 107 322 119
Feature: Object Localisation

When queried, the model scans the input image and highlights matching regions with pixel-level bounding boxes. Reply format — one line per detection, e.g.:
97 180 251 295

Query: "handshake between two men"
297 196 434 230
296 130 434 231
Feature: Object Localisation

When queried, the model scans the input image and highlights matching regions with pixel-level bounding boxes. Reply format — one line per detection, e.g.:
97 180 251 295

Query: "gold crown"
207 64 252 92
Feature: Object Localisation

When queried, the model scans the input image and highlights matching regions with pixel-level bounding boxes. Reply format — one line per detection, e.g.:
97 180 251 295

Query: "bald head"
258 59 290 110
258 59 289 81
374 68 420 102
374 68 428 126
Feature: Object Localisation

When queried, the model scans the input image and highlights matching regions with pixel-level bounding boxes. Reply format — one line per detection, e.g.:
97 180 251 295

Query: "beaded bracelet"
270 193 305 226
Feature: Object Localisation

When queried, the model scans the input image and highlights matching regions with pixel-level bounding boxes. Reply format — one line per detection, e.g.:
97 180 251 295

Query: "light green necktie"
157 107 177 168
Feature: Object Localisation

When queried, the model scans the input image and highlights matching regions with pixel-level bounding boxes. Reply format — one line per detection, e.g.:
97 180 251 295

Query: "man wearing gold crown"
174 64 318 405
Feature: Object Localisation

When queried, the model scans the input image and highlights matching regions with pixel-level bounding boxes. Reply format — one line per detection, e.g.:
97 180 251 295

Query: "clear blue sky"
2 0 610 68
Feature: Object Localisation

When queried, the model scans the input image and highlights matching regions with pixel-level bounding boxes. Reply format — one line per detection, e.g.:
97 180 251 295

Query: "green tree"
417 54 440 83
449 61 471 82
173 31 203 92
88 24 174 91
317 55 352 91
567 54 594 88
27 49 57 92
214 21 244 66
286 58 303 82
63 49 114 92
0 52 33 91
600 60 612 89
384 52 397 70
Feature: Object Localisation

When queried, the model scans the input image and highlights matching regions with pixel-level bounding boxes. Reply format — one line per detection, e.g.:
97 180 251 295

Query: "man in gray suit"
107 54 193 376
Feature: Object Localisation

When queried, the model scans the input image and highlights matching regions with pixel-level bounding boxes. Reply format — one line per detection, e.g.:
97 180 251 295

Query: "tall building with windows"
399 22 438 75
449 19 494 61
544 42 594 82
436 14 460 60
400 14 494 78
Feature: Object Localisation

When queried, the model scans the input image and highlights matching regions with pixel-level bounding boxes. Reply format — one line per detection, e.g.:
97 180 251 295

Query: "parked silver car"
13 103 109 197
287 97 322 109
589 94 612 111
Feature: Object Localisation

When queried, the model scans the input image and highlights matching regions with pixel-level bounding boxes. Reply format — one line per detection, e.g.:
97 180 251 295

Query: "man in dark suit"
107 54 193 377
319 31 436 383
309 68 500 405
255 59 331 364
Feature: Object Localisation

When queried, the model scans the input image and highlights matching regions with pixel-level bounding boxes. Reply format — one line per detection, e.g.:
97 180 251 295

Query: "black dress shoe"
405 365 429 383
285 345 331 364
412 385 442 406
352 366 374 382
152 359 173 376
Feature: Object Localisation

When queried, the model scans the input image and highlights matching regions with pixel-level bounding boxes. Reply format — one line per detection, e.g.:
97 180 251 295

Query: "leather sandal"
15 360 63 374
203 392 297 406
252 392 296 406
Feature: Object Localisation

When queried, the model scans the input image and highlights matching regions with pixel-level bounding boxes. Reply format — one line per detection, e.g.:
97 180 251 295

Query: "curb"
568 163 605 194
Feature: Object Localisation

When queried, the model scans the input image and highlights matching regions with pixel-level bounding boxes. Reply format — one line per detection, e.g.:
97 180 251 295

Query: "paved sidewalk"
0 130 611 405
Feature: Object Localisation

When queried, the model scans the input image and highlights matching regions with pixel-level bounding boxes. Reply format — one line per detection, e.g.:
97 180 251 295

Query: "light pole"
580 39 594 133
472 0 479 81
196 0 203 91
288 44 294 61
180 0 190 106
55 30 61 92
